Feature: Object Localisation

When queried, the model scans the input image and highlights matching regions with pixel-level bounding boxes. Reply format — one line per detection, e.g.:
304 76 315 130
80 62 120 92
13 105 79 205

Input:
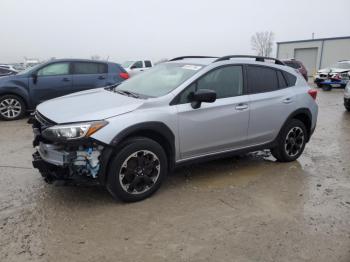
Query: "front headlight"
42 121 108 141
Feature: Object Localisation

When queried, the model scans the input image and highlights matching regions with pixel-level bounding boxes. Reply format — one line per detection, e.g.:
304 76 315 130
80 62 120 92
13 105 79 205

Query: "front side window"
247 65 278 94
178 65 243 103
73 62 107 74
37 62 70 76
132 61 143 69
117 63 201 97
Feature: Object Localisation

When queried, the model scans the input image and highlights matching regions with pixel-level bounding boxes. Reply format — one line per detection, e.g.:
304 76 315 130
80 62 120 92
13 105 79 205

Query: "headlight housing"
42 121 108 141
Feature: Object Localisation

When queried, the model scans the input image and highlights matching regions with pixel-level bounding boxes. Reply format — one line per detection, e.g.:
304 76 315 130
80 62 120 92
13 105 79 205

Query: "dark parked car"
283 59 308 81
0 59 129 120
0 67 17 77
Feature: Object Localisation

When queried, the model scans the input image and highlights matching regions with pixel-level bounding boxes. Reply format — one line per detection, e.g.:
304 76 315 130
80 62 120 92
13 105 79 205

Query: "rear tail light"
119 72 129 79
308 89 317 100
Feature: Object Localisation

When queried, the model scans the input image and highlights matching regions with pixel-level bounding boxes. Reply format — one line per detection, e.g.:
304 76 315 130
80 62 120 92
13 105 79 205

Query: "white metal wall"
277 37 350 74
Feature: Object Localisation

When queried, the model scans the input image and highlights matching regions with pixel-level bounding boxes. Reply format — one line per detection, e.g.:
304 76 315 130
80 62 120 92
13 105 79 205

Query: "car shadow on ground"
37 150 302 207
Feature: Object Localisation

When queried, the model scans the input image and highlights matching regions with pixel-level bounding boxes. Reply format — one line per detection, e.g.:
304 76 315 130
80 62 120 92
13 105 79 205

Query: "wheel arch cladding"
111 121 176 171
287 108 312 142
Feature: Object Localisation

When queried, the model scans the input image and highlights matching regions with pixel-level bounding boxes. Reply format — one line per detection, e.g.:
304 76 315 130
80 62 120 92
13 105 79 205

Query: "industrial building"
277 36 350 77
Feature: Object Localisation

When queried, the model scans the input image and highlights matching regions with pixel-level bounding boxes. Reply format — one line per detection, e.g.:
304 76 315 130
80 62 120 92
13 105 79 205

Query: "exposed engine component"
72 146 103 178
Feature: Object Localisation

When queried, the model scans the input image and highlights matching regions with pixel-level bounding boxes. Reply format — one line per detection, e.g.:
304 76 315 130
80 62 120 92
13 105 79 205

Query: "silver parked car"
30 55 318 202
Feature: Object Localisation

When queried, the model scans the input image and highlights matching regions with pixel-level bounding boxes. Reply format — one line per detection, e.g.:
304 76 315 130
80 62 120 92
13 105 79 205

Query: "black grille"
35 111 56 129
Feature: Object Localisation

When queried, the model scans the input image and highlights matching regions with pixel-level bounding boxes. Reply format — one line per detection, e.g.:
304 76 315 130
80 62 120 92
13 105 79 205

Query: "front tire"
322 84 332 91
345 105 350 112
271 119 307 162
106 137 168 202
0 95 26 120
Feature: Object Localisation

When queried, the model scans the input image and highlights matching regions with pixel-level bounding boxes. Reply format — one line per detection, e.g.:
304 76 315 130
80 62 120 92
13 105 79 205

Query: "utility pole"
312 32 315 39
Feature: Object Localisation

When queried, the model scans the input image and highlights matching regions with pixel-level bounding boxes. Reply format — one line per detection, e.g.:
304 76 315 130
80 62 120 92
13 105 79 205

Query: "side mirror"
31 73 38 84
130 65 137 69
190 89 216 109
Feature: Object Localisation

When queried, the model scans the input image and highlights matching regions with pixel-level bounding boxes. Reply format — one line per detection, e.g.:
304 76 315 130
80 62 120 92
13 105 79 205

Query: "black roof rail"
169 56 218 61
213 55 285 65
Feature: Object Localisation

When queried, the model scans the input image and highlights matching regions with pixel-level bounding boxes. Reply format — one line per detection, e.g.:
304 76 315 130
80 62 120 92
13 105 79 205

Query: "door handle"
62 78 70 82
235 103 248 110
282 97 293 104
98 76 106 80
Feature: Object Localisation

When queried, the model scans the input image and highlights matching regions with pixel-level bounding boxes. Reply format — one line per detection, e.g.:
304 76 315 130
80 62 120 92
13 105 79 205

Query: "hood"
37 88 144 124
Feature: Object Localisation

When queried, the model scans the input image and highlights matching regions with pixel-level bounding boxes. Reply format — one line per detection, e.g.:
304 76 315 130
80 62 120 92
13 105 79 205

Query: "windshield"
116 63 202 97
330 62 350 69
121 61 135 68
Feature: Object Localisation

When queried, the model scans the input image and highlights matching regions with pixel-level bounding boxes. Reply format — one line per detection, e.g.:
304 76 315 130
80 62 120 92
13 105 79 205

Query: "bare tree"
251 31 274 57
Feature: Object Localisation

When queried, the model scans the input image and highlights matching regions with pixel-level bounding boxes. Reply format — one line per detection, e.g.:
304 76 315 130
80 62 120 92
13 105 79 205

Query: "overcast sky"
0 0 349 63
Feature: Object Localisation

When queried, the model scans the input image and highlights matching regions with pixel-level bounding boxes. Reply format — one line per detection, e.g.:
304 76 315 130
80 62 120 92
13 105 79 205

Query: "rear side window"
277 71 287 89
73 62 107 74
247 65 278 94
145 61 152 68
282 71 297 87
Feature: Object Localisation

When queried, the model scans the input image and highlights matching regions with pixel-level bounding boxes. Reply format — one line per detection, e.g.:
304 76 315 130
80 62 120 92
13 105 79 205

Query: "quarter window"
145 61 152 68
247 65 278 93
277 70 287 89
73 62 107 74
282 71 297 87
37 63 70 76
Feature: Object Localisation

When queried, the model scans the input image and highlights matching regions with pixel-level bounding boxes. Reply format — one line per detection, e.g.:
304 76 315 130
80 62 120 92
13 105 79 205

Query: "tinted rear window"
73 62 107 74
282 71 297 86
247 65 279 94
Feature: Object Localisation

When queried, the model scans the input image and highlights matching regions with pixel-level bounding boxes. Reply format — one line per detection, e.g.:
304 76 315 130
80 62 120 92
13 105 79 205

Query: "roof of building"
277 36 350 45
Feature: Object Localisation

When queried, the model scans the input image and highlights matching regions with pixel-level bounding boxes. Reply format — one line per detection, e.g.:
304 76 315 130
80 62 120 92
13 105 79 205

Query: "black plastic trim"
214 55 285 65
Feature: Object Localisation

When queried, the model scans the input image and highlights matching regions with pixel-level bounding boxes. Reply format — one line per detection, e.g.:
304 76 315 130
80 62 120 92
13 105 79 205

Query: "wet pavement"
0 89 349 262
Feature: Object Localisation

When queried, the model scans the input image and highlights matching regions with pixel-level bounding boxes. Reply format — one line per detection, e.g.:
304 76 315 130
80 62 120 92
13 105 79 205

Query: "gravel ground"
0 89 349 262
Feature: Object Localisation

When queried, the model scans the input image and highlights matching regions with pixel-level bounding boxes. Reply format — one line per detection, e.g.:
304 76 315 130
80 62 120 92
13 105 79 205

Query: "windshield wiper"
115 89 140 98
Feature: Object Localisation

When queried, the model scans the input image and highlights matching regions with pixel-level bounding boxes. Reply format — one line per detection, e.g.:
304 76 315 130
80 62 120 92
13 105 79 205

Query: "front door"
175 65 250 160
30 62 72 106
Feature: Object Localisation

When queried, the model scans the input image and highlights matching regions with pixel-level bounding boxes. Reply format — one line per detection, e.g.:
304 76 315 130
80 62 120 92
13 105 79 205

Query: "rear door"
246 65 297 145
29 62 73 105
175 65 250 160
72 62 108 92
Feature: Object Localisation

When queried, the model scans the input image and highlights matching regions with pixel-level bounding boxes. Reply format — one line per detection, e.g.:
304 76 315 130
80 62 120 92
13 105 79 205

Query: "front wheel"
0 95 26 120
271 119 307 162
106 137 168 202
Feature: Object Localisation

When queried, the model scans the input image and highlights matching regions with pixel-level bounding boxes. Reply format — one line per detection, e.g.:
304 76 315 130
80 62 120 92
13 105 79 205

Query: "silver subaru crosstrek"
30 55 318 202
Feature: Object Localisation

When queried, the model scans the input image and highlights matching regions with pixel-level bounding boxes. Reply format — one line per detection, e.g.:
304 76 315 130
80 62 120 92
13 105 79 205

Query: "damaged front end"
29 111 110 184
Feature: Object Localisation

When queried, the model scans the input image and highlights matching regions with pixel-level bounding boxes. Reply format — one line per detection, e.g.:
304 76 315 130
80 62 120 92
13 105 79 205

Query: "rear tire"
106 137 168 202
271 119 307 162
345 105 350 112
0 94 26 120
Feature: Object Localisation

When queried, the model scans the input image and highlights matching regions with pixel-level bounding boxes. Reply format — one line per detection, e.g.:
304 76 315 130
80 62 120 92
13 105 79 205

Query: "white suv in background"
121 60 153 76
